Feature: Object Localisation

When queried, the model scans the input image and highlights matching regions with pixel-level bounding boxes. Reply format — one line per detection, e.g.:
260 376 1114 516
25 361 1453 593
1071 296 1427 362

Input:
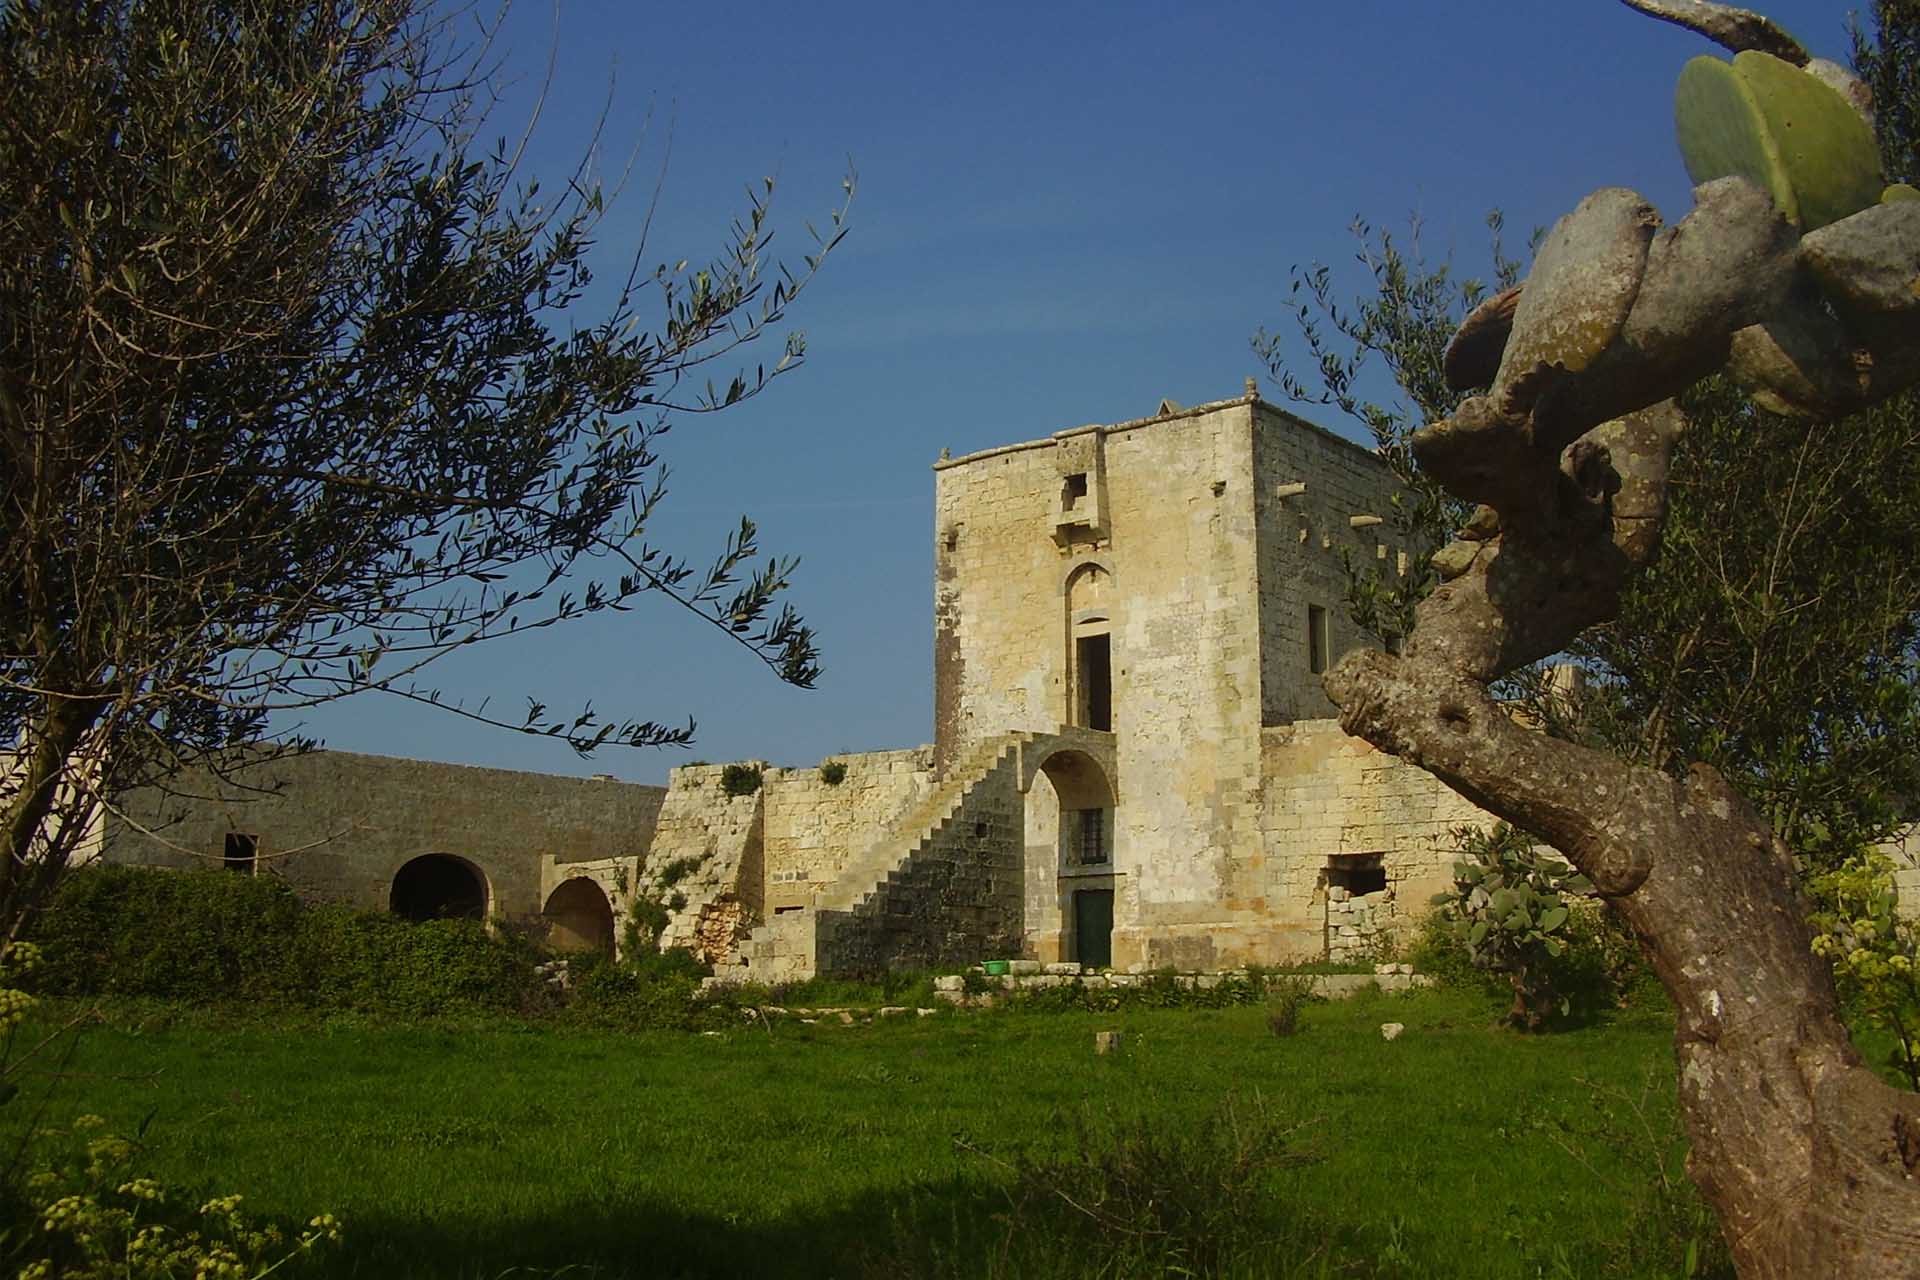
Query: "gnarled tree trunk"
1322 6 1920 1272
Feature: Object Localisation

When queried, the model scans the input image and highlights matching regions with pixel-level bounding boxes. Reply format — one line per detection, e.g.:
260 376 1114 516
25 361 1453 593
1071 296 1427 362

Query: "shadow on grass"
324 1175 1376 1280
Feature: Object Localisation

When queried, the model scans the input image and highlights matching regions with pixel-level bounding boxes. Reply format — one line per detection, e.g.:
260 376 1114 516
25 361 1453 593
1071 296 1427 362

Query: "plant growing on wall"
818 759 848 786
720 765 764 798
623 856 704 956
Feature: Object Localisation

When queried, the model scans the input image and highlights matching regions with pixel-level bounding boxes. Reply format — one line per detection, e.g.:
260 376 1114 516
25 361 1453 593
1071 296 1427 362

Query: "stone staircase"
713 731 1038 983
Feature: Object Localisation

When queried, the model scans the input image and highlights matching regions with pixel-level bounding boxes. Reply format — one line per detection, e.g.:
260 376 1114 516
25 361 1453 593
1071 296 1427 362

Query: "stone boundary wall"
814 751 1025 974
761 748 935 913
928 961 1432 1004
99 749 664 924
646 763 766 963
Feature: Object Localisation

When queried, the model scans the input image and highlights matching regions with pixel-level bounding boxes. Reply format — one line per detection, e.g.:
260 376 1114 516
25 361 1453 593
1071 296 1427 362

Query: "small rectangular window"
223 832 258 875
1307 605 1329 675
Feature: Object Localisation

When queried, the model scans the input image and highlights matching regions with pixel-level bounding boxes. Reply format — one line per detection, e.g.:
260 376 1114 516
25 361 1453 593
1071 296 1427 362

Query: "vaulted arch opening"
1026 747 1118 968
543 877 615 955
390 854 488 922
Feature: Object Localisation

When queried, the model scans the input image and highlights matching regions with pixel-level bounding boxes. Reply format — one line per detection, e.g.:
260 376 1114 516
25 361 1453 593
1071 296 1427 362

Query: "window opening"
1070 809 1108 867
223 833 257 874
1062 472 1089 512
1307 604 1329 675
1076 633 1112 731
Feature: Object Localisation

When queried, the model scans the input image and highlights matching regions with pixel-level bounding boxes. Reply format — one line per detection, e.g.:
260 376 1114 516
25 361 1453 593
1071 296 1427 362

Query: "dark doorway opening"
1073 888 1114 968
1076 633 1112 731
391 854 487 922
223 833 257 874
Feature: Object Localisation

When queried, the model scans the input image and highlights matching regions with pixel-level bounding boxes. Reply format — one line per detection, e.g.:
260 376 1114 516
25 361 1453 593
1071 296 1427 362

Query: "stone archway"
390 853 489 922
542 877 615 954
1023 745 1118 967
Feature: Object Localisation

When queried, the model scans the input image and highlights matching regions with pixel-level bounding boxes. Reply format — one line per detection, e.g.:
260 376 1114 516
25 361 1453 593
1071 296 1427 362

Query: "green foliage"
720 764 764 797
28 866 541 1017
1809 853 1920 1089
1253 214 1523 648
0 1115 340 1280
1434 825 1593 1031
818 759 848 786
16 992 1715 1277
1854 0 1920 185
1675 51 1882 231
1264 974 1315 1037
562 950 720 1032
913 1096 1316 1280
620 855 704 956
0 0 848 942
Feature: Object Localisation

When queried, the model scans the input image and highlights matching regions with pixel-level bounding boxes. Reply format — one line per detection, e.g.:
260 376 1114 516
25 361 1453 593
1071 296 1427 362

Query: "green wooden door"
1074 889 1113 969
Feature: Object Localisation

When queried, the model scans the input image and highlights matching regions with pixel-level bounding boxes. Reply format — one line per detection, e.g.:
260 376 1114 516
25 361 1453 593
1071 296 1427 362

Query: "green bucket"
981 960 1010 977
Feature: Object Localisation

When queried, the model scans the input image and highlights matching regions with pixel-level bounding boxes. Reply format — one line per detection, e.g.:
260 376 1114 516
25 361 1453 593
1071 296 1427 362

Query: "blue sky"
282 0 1867 784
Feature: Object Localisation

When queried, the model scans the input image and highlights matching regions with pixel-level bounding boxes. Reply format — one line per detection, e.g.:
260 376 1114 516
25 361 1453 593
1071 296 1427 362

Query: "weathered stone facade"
98 392 1657 974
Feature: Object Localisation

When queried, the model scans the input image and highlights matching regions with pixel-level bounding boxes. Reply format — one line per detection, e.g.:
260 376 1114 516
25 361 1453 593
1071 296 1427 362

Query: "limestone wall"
760 748 935 913
814 752 1025 974
101 749 664 924
645 763 767 962
1255 720 1492 956
933 398 1275 972
1249 403 1408 726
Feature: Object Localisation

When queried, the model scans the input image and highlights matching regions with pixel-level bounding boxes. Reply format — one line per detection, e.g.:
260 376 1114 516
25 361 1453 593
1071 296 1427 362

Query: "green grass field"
6 987 1723 1279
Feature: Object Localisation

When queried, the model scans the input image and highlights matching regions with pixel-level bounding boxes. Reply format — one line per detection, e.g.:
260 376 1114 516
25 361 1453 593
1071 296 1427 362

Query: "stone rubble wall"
646 763 766 960
760 748 936 914
928 961 1432 1003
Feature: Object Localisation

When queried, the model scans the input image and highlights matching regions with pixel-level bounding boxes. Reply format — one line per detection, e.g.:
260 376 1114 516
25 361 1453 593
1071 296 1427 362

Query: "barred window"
1073 809 1107 866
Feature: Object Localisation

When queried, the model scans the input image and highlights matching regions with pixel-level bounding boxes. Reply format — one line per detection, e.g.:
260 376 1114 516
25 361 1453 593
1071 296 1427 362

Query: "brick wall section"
101 749 664 926
814 751 1025 974
760 748 936 913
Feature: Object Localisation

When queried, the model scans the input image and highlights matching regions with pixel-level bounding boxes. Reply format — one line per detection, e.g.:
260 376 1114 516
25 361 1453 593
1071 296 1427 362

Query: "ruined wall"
644 763 766 962
101 750 664 924
1250 403 1408 726
760 747 936 913
1255 720 1493 958
813 751 1025 974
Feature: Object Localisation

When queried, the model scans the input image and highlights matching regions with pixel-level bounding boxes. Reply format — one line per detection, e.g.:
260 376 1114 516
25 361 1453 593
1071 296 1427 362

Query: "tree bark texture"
1323 172 1920 1275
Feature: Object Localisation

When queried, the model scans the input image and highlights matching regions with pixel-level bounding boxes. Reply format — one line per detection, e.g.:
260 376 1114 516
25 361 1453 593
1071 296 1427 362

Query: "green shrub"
1433 824 1593 1030
564 949 716 1031
720 763 762 797
31 865 307 1003
871 1095 1320 1279
819 758 848 786
29 866 540 1016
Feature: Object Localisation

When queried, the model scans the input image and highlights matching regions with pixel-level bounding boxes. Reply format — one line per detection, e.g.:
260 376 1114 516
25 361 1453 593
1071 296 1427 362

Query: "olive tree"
0 0 849 935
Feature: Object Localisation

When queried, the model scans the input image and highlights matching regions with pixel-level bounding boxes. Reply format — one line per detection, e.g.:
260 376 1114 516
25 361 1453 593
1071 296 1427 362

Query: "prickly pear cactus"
1676 50 1882 231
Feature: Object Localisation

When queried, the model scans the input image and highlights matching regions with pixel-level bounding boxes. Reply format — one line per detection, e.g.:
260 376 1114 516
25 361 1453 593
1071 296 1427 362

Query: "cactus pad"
1676 51 1881 231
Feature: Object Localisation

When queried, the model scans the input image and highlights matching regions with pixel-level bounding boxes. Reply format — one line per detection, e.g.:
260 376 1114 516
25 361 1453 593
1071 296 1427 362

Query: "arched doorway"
1025 747 1118 968
543 877 615 955
390 854 489 922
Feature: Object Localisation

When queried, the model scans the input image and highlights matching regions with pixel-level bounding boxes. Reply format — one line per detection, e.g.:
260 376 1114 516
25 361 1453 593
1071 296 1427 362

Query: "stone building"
102 391 1509 976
